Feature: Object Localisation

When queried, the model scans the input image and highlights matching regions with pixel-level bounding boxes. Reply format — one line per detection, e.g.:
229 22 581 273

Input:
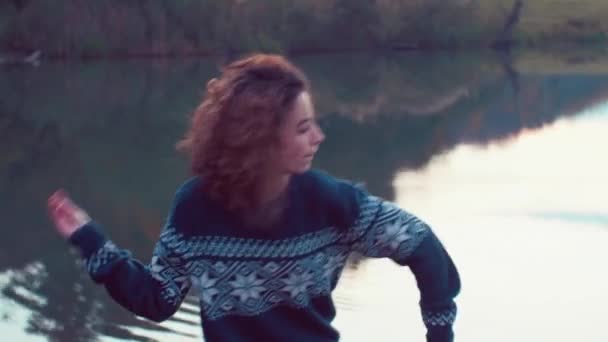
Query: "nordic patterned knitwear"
423 307 457 327
69 169 460 342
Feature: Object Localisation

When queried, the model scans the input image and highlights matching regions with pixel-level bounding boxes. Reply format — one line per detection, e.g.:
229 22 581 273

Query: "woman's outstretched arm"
48 190 192 322
348 194 461 342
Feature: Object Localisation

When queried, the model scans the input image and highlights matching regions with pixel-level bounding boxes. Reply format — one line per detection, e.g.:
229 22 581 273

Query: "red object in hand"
48 189 91 238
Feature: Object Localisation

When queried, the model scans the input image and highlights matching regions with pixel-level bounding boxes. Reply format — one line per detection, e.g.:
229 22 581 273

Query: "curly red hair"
177 54 310 213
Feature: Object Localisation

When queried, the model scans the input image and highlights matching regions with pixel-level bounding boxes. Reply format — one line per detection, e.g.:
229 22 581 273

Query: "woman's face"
273 91 325 174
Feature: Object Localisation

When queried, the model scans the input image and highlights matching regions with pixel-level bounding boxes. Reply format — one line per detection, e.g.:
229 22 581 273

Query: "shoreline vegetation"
1 0 608 62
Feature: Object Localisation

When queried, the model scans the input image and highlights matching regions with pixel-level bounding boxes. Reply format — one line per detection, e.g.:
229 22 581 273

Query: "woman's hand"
48 189 92 239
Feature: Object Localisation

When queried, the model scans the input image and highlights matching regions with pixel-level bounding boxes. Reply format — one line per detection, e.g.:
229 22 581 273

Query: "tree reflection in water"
2 52 608 341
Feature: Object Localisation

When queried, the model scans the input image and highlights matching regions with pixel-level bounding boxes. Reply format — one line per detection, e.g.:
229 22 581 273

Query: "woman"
48 54 460 342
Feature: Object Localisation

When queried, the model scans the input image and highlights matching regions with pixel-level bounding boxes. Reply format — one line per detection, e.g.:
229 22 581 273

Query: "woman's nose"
313 124 325 145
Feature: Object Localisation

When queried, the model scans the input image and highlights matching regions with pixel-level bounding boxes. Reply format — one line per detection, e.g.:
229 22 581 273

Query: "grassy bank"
0 0 607 58
514 0 608 45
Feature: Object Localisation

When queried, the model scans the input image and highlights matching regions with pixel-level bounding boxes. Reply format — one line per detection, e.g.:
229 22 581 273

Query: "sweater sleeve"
67 185 196 322
348 193 461 342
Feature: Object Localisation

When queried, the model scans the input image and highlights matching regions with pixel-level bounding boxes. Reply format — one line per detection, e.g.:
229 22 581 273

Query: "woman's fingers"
48 190 69 214
47 189 91 238
49 191 77 216
48 189 66 204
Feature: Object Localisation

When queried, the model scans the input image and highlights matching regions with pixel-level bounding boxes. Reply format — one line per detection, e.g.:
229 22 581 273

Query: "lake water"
1 51 607 341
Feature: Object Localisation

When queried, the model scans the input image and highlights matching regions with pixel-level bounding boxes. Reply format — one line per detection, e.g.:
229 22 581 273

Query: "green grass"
476 0 608 44
2 0 607 57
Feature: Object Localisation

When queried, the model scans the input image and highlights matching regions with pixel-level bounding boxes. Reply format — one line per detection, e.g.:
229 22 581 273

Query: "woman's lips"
304 149 318 159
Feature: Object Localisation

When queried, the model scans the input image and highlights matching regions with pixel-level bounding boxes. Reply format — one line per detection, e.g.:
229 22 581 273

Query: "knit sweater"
69 169 460 342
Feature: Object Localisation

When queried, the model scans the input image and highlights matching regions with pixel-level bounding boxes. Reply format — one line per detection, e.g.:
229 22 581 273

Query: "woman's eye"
297 126 310 134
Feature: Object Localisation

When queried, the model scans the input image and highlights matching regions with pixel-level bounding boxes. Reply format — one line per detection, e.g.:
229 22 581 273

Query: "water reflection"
367 107 608 341
1 51 608 341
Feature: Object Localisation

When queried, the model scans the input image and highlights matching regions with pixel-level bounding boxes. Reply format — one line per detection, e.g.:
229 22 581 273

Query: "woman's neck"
241 173 291 229
256 173 291 207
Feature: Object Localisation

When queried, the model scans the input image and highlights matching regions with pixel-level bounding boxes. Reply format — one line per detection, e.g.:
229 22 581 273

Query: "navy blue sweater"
69 170 460 341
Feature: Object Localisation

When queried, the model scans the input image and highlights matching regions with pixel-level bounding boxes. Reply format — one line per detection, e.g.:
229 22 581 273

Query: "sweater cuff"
423 307 456 342
68 221 108 259
426 325 454 342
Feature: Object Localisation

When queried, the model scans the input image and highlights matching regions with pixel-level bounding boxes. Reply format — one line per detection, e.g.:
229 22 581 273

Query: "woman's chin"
293 162 312 174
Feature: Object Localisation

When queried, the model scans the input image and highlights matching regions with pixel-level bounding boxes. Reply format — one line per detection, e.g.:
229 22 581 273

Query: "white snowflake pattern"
193 271 220 305
282 271 314 298
376 216 413 251
322 254 346 278
229 272 266 302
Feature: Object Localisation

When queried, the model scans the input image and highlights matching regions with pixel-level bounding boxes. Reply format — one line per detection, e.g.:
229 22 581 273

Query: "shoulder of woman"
299 169 366 226
174 176 204 202
166 176 207 230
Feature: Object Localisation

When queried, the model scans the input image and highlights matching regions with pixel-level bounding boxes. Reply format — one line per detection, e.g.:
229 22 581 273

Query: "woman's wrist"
68 221 108 259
